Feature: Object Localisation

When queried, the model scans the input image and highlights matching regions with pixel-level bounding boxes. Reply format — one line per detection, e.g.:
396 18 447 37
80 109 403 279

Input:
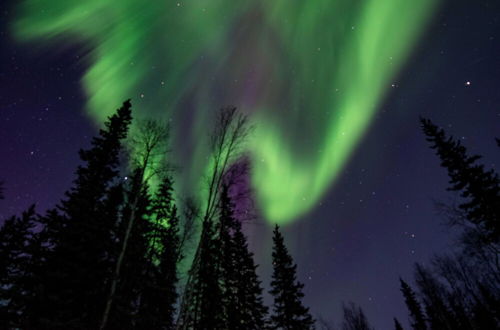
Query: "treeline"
392 119 500 330
1 100 499 330
325 119 500 330
0 101 315 330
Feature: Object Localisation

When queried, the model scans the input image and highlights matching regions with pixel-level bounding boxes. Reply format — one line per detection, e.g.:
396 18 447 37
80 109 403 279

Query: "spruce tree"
418 119 500 328
341 302 373 330
135 176 181 330
100 119 171 329
107 181 153 329
177 215 225 329
219 185 268 329
192 219 226 329
29 100 132 329
0 206 37 328
400 278 427 330
394 317 404 330
421 118 500 244
269 224 314 330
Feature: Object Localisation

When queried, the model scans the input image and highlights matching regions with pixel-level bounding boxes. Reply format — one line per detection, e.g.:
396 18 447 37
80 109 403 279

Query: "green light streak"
13 0 439 224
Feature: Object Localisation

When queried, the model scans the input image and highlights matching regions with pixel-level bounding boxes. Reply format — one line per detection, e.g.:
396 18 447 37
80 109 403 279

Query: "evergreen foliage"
399 278 427 330
29 100 133 329
0 102 322 329
136 176 181 330
219 185 268 330
269 224 315 330
394 318 404 330
0 206 37 328
421 117 500 244
11 106 500 329
341 302 374 330
406 119 500 330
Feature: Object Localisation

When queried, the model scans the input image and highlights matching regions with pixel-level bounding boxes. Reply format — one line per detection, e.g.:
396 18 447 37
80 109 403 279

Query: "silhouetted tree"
421 118 500 245
410 118 500 330
177 107 251 329
219 185 268 329
182 217 225 329
400 278 427 330
269 224 314 330
135 176 181 329
104 182 152 329
26 100 133 329
100 118 170 329
341 302 373 330
0 206 37 328
414 264 460 330
394 317 404 330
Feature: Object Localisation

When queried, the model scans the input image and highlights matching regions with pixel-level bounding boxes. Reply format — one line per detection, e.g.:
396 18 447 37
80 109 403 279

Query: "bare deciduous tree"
177 106 251 329
100 119 171 330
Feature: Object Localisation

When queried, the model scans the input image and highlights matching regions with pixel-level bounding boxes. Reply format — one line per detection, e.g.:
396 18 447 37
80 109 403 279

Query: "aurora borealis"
3 0 500 327
12 0 439 224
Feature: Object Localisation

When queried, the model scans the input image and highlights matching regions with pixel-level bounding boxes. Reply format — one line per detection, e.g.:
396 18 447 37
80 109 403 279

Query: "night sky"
1 0 499 329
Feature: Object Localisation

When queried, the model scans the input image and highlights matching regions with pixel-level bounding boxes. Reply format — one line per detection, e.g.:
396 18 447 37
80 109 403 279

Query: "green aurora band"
13 0 439 224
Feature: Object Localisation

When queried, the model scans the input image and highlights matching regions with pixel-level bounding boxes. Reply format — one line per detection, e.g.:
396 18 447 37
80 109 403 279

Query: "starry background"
1 0 499 328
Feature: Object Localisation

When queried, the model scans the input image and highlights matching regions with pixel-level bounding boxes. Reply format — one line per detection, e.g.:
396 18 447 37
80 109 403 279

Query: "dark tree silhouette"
404 118 500 330
394 317 404 330
400 278 427 330
177 107 250 329
414 264 458 330
0 206 37 328
25 100 133 329
100 119 170 329
0 180 4 200
218 185 268 329
432 254 499 328
421 118 500 245
341 302 374 330
106 183 152 329
0 102 326 330
182 218 225 329
269 224 314 330
135 176 182 330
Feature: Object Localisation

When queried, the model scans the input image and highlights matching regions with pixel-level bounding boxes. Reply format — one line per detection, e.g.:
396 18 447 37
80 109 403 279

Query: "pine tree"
341 302 373 330
269 224 314 330
27 100 132 329
400 278 427 330
394 317 404 330
135 176 181 330
176 213 225 329
186 218 226 329
219 185 268 329
421 118 500 244
0 206 37 328
418 119 500 329
107 181 153 329
472 283 500 328
100 118 170 329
